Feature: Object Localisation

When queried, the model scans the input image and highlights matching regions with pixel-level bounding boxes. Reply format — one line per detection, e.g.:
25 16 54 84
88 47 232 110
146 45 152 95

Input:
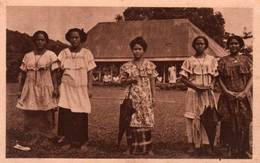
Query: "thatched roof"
85 19 227 62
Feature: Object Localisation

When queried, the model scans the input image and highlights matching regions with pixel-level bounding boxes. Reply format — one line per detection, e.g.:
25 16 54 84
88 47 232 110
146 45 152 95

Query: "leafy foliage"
123 7 225 46
6 29 69 82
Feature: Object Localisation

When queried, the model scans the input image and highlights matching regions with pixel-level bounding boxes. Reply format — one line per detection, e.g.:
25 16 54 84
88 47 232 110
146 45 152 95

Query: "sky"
7 6 253 43
7 6 126 43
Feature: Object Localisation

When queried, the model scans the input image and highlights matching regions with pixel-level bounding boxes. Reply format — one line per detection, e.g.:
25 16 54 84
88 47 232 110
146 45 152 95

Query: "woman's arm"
181 75 208 92
218 77 237 97
120 73 138 86
17 71 26 98
51 69 59 98
150 76 156 98
236 76 253 99
88 70 93 98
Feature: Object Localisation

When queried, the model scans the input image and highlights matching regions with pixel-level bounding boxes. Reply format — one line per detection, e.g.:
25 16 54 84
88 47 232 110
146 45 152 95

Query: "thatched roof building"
84 19 227 83
85 19 227 62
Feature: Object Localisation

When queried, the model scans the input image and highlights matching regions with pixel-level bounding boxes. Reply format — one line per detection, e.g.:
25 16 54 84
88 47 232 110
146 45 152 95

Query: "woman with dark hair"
217 35 252 157
16 30 59 143
180 36 219 154
120 36 158 155
56 28 96 150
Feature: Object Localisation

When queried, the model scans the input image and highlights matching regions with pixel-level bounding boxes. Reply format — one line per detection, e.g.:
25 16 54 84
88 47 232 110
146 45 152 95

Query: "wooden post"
163 63 166 84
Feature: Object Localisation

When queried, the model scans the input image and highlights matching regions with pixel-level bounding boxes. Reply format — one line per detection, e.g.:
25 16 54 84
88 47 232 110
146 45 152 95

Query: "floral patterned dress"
120 59 158 128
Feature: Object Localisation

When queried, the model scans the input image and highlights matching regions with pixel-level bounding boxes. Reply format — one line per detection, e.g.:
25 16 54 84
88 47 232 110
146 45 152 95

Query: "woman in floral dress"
120 36 158 155
180 36 219 154
217 35 252 157
16 30 59 141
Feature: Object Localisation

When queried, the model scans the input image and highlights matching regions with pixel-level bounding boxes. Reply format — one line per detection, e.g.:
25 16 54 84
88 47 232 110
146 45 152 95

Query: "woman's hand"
195 85 210 92
225 90 238 97
52 87 59 98
129 78 138 84
17 91 22 99
236 91 247 99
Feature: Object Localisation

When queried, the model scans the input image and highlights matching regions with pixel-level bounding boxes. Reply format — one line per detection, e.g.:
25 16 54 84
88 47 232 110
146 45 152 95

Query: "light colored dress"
168 66 177 83
180 54 218 148
16 50 59 110
58 48 96 113
120 59 158 128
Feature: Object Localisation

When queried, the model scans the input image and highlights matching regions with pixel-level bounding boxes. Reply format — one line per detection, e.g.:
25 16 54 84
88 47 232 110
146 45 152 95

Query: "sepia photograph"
3 0 258 161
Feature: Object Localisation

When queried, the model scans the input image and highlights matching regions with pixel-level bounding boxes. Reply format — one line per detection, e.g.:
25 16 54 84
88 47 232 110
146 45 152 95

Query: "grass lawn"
6 83 228 159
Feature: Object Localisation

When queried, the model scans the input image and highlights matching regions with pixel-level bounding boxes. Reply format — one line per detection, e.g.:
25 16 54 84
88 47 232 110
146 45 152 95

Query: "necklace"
34 51 45 84
194 55 206 86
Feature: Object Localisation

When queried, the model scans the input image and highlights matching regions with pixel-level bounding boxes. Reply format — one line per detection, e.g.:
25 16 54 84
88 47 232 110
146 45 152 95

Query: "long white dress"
180 54 218 148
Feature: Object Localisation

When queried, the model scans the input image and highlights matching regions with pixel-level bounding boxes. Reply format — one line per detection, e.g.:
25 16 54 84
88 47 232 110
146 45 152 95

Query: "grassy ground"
6 83 231 159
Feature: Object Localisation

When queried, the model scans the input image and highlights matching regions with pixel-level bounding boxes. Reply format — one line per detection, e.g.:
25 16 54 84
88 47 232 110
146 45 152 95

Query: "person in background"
103 72 112 85
180 36 219 154
217 35 252 158
56 28 96 151
168 65 177 84
120 36 158 155
16 30 59 145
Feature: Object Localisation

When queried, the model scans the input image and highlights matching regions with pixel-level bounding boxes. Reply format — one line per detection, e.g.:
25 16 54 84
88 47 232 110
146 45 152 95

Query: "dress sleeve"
240 56 252 76
57 50 66 70
85 49 97 71
179 58 192 78
49 51 59 71
119 63 129 81
19 53 29 72
210 57 219 77
247 57 253 74
146 61 159 78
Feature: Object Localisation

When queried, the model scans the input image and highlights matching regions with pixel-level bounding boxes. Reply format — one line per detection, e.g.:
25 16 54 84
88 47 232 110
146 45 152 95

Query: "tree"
115 14 124 22
123 7 225 46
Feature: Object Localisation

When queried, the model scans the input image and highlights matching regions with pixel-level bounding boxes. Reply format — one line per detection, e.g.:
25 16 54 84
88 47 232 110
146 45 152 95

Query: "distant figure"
112 75 120 83
156 76 162 83
120 36 158 155
168 65 177 84
93 73 99 82
56 28 96 151
103 73 112 85
16 31 59 144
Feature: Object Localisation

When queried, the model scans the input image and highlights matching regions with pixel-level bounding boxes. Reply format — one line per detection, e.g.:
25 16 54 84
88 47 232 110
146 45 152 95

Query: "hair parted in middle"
65 28 87 43
192 36 209 50
129 36 148 52
32 30 49 43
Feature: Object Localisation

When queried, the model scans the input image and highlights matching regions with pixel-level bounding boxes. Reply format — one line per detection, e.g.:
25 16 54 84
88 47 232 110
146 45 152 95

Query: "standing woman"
16 31 59 141
57 28 96 150
217 35 252 157
180 36 219 153
120 36 158 155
